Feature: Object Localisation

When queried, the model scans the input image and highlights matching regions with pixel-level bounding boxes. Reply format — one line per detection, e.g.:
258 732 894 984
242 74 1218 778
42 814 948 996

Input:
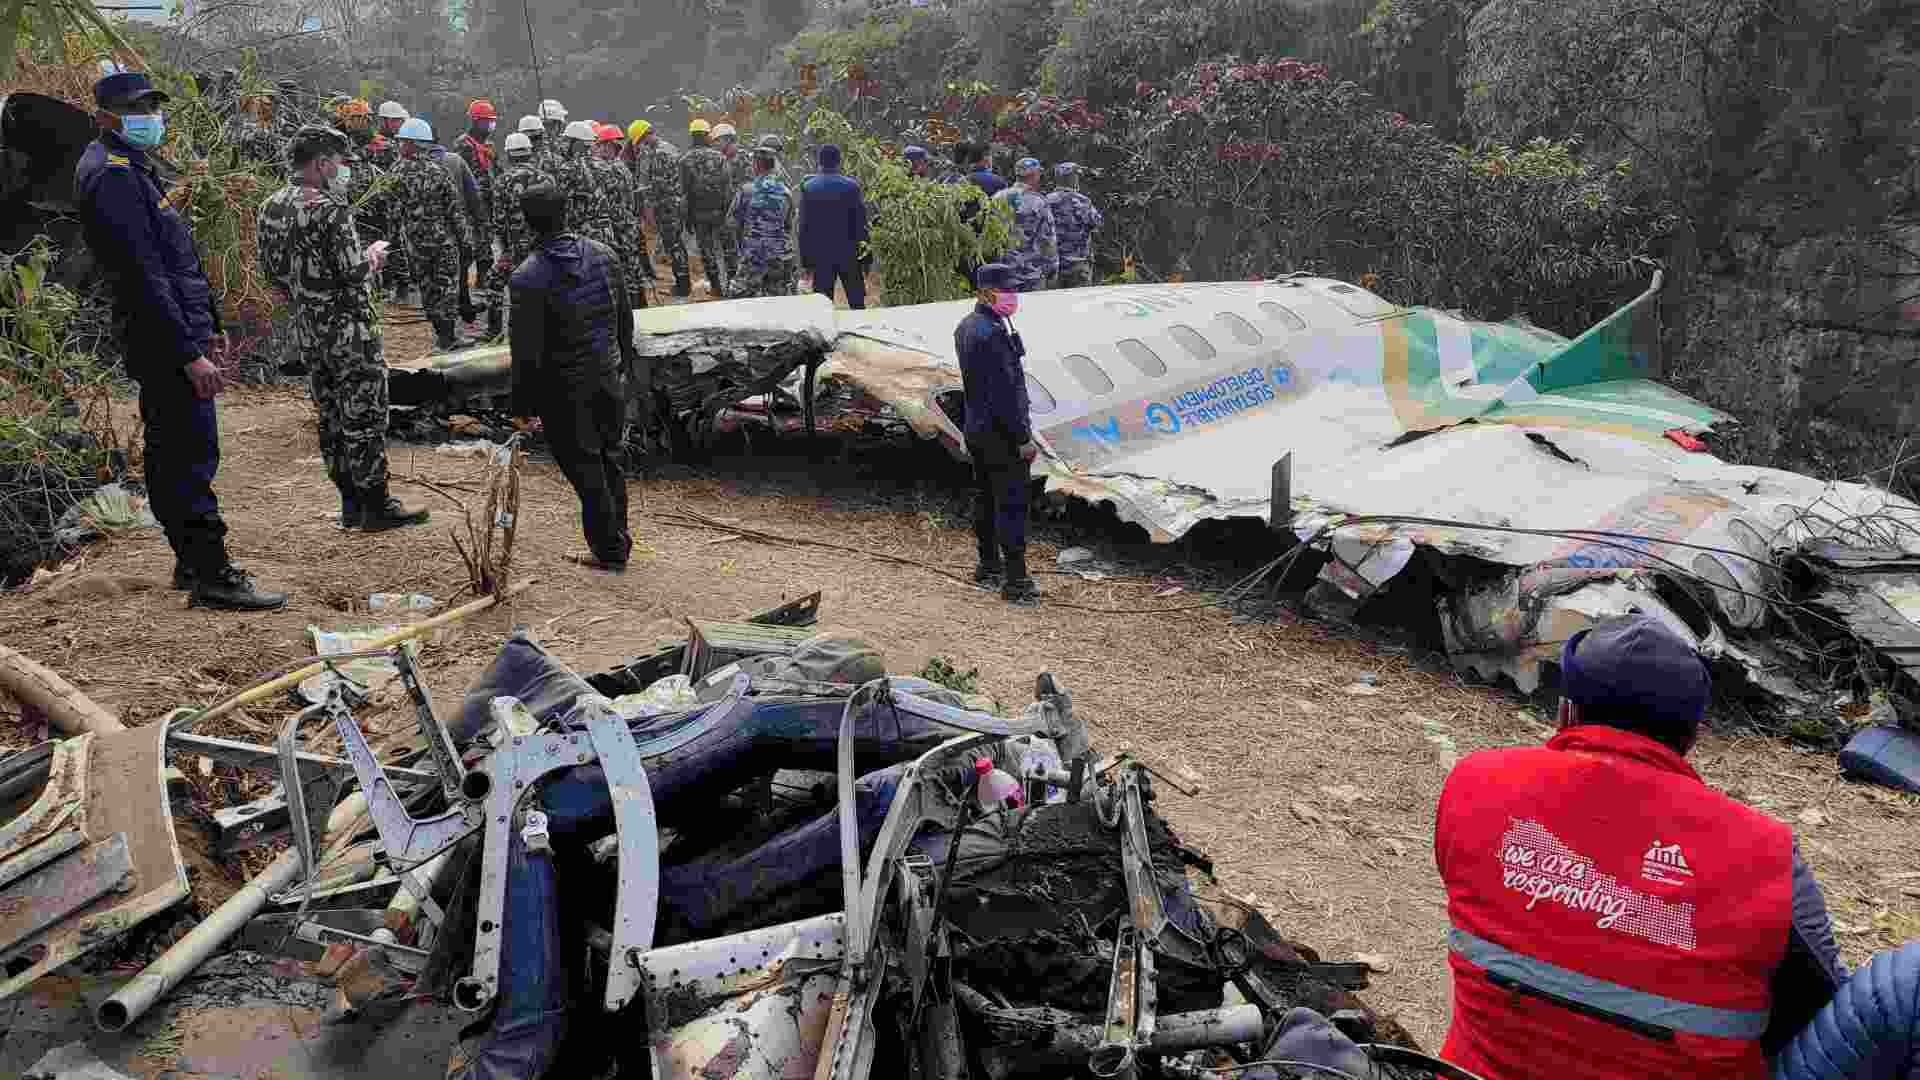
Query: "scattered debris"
1840 725 1920 793
3 596 1462 1078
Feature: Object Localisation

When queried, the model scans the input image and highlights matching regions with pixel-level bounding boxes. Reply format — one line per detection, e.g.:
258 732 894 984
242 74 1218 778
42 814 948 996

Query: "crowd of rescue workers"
59 67 1920 1080
75 69 1067 611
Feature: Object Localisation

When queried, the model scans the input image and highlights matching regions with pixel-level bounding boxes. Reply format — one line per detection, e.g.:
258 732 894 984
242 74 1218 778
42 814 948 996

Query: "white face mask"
329 164 351 194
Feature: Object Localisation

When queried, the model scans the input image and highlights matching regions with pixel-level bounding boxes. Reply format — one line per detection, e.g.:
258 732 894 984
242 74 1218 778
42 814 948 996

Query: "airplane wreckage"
394 276 1920 745
0 602 1474 1079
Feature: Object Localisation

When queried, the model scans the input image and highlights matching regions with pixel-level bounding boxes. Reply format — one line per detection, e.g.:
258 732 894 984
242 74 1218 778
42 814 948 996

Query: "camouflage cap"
286 124 350 166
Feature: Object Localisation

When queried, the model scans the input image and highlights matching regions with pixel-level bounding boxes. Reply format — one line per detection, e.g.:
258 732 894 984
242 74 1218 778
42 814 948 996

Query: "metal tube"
965 983 1267 1075
96 793 369 1032
176 582 533 734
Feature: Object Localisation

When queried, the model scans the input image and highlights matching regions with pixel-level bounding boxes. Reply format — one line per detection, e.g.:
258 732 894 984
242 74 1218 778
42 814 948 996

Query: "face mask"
120 113 165 148
330 165 351 194
476 122 495 138
990 291 1019 317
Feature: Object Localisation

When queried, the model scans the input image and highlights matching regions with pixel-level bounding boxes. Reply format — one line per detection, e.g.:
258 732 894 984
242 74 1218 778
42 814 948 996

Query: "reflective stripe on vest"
1449 928 1770 1041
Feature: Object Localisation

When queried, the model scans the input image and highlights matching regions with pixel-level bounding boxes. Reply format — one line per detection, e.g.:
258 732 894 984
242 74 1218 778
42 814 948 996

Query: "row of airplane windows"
1026 301 1307 413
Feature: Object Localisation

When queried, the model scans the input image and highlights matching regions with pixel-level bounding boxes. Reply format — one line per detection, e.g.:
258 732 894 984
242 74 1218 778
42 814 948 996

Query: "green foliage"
0 238 116 474
916 656 982 696
1042 0 1312 108
1045 55 1676 328
724 88 1015 305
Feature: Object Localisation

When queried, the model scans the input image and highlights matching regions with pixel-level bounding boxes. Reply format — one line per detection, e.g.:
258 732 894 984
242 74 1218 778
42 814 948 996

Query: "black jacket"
74 134 222 377
956 303 1031 452
508 233 638 417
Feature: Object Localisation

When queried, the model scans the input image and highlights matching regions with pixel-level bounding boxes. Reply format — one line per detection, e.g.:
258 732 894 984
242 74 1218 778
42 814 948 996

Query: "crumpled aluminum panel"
638 913 846 1080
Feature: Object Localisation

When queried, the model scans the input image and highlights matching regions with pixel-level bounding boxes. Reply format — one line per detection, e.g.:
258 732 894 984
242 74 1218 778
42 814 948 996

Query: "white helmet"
538 99 567 122
504 131 533 154
562 119 597 142
516 114 543 135
712 122 736 139
377 100 408 120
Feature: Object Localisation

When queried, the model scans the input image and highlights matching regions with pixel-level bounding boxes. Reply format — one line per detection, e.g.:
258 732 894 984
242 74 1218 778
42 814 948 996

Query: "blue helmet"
396 117 433 143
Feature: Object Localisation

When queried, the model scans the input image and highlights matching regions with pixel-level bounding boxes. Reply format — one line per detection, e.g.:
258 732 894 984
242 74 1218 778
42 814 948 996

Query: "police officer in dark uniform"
955 262 1040 606
76 70 287 610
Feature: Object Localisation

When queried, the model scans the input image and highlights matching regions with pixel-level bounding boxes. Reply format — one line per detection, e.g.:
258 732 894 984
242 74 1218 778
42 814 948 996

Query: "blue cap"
94 71 169 110
1055 161 1078 176
903 145 928 161
974 263 1018 290
1017 156 1040 171
1561 615 1710 733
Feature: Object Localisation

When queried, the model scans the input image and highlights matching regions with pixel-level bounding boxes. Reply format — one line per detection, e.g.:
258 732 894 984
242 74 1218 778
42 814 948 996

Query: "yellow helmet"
627 119 651 142
688 118 711 135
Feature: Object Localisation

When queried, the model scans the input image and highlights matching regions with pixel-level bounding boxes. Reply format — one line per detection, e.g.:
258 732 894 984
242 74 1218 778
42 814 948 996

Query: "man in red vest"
1436 615 1845 1078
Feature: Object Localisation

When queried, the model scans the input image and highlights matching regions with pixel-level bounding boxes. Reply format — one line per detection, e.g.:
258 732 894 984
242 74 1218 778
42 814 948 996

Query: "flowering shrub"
745 40 1673 330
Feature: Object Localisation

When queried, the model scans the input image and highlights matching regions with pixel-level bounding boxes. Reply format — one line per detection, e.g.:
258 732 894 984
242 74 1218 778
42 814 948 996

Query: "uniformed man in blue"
76 70 286 611
797 143 870 309
955 263 1040 606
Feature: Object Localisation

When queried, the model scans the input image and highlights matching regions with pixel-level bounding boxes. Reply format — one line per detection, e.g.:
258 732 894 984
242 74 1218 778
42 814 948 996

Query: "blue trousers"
137 371 228 573
810 261 866 309
967 435 1028 553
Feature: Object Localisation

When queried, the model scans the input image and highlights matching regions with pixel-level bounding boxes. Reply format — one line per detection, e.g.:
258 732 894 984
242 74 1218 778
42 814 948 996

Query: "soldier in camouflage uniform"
631 120 690 296
536 100 568 174
1045 161 1103 289
680 119 734 296
390 118 472 350
556 121 616 253
491 133 551 329
229 89 282 173
714 124 749 281
591 123 648 306
757 134 800 293
456 100 502 337
369 102 407 167
256 126 429 532
993 157 1058 292
727 147 795 299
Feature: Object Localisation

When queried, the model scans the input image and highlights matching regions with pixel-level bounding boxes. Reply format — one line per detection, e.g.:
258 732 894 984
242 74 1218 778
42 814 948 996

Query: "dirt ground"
2 313 1916 1051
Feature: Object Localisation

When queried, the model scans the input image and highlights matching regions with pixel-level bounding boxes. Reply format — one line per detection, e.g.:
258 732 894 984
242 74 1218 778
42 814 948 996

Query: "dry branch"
0 641 125 735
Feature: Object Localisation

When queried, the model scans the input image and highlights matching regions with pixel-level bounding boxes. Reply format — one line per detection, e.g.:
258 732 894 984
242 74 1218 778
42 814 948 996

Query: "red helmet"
593 122 623 143
467 99 497 121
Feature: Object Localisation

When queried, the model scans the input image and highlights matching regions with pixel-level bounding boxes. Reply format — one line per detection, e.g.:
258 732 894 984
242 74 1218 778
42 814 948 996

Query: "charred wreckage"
0 597 1473 1080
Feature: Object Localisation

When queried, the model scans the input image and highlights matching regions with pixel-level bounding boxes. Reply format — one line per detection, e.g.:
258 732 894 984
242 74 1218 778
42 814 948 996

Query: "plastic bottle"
974 757 1025 812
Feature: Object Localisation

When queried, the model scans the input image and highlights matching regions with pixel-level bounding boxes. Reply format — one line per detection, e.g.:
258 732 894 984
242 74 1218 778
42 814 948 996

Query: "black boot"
1000 544 1040 606
190 565 289 611
484 306 503 340
171 562 197 590
972 538 1003 588
337 484 362 529
356 485 431 532
432 320 460 352
672 273 693 298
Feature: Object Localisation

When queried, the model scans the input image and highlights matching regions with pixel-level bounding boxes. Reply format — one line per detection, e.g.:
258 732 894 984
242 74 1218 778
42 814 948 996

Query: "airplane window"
1025 373 1057 413
1115 339 1167 377
1063 353 1115 394
1214 312 1263 345
1258 301 1306 331
1169 324 1217 360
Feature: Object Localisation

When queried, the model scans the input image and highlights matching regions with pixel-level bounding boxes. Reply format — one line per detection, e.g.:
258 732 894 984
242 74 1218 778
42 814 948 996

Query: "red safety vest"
1435 725 1792 1080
